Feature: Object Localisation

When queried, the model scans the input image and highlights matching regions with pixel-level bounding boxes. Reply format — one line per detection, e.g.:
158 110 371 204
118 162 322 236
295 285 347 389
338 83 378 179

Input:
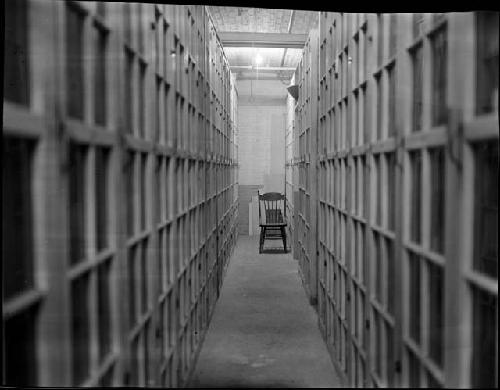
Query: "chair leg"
259 227 266 253
281 227 287 253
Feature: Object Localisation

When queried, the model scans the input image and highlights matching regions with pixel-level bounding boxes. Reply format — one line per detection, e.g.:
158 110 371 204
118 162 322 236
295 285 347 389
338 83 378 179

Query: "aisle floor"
188 236 344 388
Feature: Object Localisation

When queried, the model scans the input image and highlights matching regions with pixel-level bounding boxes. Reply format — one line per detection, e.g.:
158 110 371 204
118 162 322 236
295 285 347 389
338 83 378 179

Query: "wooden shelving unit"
289 11 498 388
293 27 320 305
2 1 238 387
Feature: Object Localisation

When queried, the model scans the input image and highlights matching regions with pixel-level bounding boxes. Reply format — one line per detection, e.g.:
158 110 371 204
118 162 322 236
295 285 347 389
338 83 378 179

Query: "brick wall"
238 105 286 185
237 79 287 234
237 79 288 97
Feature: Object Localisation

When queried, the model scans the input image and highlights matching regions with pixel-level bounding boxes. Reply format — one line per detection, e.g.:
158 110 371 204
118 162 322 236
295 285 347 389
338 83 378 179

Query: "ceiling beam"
231 66 295 73
286 10 296 33
219 32 307 48
238 95 287 106
280 10 296 67
236 74 291 81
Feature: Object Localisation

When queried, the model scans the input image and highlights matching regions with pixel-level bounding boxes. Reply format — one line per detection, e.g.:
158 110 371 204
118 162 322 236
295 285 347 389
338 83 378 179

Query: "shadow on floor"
190 380 300 388
260 247 288 254
189 236 344 388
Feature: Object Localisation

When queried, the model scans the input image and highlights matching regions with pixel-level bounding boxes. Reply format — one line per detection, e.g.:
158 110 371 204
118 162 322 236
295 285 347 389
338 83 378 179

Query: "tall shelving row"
285 74 297 257
294 28 320 303
2 1 238 387
289 12 498 388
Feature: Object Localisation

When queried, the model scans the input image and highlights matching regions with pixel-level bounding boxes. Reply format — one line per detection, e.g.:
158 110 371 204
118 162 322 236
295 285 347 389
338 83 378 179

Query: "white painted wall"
236 78 288 234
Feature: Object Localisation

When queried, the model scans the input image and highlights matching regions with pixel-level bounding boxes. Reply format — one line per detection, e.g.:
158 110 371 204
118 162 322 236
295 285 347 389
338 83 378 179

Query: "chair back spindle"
257 191 287 253
257 191 288 253
258 191 286 225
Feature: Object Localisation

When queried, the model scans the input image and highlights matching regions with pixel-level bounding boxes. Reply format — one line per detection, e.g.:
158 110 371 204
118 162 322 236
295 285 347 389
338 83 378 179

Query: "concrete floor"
188 236 345 388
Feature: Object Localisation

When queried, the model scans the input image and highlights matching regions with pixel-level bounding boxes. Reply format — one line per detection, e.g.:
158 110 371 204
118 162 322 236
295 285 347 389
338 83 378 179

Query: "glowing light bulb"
255 54 263 66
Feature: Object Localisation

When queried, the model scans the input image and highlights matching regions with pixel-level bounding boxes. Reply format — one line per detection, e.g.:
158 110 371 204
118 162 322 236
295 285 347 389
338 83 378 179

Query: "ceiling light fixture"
255 53 263 66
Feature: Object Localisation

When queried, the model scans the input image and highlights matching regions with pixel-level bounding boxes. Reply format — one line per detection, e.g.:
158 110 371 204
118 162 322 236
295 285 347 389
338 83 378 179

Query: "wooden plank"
2 103 44 138
219 31 307 49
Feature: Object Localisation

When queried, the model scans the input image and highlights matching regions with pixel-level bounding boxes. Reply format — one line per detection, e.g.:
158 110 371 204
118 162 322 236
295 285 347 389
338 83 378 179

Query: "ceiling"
222 47 302 68
207 6 318 78
208 7 318 34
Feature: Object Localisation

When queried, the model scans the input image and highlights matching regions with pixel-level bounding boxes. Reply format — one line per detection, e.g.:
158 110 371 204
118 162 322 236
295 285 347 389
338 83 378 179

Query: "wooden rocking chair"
258 191 287 253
